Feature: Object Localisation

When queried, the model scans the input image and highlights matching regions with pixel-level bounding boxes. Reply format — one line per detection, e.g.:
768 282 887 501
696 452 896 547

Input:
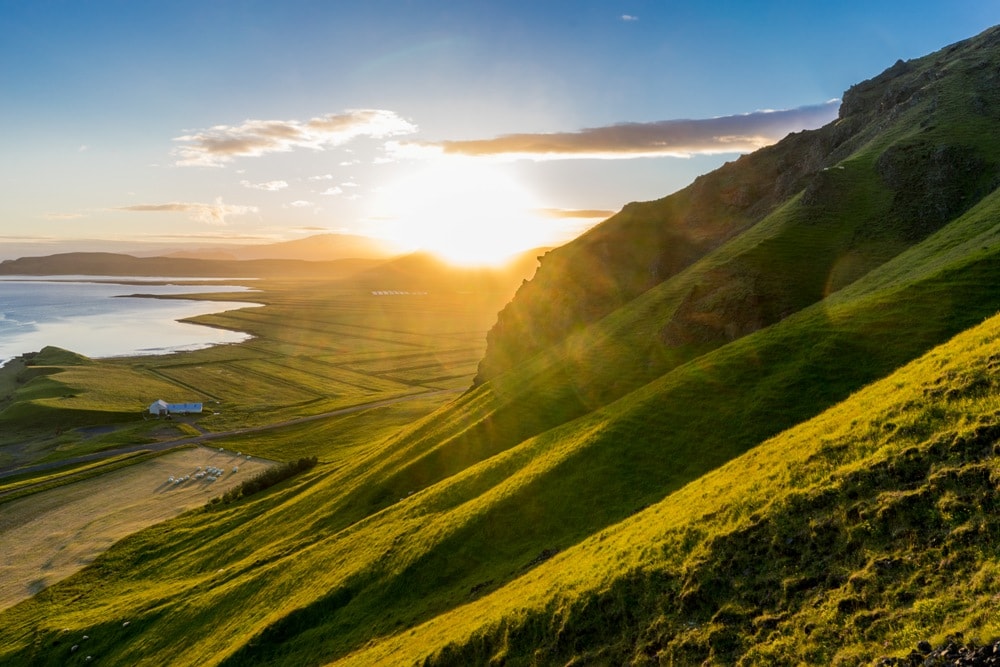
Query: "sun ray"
368 158 553 265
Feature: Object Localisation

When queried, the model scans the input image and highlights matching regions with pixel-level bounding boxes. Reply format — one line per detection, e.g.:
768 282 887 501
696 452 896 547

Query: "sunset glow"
369 159 553 265
0 3 991 262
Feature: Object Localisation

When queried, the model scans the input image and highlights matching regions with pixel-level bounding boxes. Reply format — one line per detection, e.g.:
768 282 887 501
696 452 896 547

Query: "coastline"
0 276 262 364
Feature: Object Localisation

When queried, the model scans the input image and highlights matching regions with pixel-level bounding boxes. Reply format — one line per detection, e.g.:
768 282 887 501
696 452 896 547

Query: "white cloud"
240 179 289 191
115 198 258 225
320 187 344 196
173 109 418 167
309 174 335 181
621 14 638 21
289 200 313 208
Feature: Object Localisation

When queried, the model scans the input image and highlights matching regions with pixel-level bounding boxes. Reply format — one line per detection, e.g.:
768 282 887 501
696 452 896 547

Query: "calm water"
0 277 261 364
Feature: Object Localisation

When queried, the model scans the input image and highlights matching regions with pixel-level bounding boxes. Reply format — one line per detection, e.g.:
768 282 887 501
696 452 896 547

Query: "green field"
4 27 1000 667
0 285 511 469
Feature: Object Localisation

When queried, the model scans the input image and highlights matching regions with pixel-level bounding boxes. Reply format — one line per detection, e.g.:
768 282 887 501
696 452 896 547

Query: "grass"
338 299 1000 666
0 446 277 613
1 182 998 665
4 27 1000 667
199 393 452 462
0 289 506 466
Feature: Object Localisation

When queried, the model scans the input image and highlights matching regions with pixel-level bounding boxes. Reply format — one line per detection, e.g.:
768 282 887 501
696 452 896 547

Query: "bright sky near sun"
2 1 998 264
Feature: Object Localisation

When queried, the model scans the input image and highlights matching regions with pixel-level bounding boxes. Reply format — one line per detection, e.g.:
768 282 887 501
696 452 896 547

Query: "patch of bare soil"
0 445 273 611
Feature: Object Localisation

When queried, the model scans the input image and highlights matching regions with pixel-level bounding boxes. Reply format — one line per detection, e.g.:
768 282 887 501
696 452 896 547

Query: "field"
0 278 516 624
0 282 511 465
6 28 1000 666
0 445 275 611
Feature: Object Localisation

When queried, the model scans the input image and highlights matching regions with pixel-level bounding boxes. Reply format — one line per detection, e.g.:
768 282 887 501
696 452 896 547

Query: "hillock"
3 24 1000 667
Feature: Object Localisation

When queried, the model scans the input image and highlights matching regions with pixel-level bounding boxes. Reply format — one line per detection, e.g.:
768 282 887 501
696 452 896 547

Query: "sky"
2 1 999 264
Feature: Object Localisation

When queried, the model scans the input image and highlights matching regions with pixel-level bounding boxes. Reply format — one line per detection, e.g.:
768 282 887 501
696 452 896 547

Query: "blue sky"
2 1 998 262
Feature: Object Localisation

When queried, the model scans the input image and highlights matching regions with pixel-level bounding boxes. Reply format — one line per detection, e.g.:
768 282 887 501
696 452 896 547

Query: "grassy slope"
347 305 1000 667
0 346 189 432
473 28 970 386
4 28 1000 667
1 171 999 666
473 24 1000 427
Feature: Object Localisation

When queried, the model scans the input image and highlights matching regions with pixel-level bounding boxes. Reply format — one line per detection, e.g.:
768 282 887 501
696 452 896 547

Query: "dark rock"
876 638 1000 666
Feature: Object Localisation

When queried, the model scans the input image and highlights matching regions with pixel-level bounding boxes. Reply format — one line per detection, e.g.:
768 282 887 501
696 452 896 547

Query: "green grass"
351 309 1000 666
202 393 455 462
0 289 502 466
4 28 1000 667
2 183 999 665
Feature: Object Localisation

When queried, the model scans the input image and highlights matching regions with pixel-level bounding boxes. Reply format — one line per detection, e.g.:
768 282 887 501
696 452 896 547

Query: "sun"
368 158 552 265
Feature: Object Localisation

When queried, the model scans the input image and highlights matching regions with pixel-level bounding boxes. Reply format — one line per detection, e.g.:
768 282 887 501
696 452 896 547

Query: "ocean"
0 276 260 364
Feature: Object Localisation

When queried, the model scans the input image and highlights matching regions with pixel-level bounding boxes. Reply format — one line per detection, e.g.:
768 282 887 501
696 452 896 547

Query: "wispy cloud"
320 186 344 196
621 14 638 22
288 200 313 208
240 179 289 191
538 208 616 219
173 109 417 167
396 101 839 161
115 198 258 225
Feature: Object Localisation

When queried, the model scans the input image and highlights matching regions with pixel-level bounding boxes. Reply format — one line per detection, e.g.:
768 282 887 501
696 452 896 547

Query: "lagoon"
0 276 260 364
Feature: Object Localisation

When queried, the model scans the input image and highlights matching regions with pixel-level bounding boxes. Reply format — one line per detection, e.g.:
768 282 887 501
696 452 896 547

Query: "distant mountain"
0 234 400 263
350 248 546 293
0 247 542 295
163 233 401 262
0 252 381 279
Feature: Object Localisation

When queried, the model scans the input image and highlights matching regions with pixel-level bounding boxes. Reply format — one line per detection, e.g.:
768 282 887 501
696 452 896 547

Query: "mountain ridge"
475 24 1000 386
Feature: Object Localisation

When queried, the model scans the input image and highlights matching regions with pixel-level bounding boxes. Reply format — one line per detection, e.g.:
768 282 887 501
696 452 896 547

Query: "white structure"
149 399 203 415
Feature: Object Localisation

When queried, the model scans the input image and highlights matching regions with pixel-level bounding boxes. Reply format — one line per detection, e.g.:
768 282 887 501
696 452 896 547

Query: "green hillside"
3 25 1000 667
348 305 1000 666
476 24 1000 392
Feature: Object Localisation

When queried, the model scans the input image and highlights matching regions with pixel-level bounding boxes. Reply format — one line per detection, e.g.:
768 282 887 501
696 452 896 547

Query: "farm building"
149 399 203 415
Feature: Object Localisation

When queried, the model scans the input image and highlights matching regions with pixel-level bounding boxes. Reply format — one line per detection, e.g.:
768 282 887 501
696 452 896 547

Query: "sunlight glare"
369 158 552 265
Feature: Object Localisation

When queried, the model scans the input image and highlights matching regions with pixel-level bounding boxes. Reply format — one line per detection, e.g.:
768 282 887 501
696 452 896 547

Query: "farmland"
0 280 513 466
0 276 517 613
0 445 274 611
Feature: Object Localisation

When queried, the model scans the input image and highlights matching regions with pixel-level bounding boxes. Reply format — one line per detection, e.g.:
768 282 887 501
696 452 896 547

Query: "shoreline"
0 277 263 365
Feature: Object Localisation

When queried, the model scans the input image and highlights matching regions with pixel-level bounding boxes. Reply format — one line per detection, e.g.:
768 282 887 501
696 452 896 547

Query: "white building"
149 399 203 415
